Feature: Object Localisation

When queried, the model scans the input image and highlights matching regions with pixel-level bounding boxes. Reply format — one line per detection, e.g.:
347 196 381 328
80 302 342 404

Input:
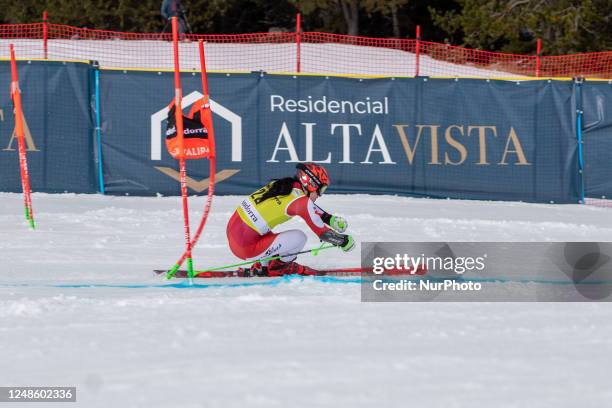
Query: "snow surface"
2 39 524 78
2 193 612 407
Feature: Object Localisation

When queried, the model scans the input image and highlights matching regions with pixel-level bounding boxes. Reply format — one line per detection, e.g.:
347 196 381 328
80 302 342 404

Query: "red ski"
154 265 426 279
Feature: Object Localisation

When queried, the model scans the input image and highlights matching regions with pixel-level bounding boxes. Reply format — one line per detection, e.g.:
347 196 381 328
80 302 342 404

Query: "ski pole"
166 244 335 279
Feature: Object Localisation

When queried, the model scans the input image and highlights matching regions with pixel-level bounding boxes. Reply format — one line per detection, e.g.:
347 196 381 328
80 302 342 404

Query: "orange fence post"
42 11 48 59
415 25 421 77
296 13 302 73
536 38 542 77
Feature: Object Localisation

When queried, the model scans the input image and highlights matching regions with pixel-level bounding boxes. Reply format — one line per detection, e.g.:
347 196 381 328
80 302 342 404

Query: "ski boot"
268 259 318 276
237 261 268 277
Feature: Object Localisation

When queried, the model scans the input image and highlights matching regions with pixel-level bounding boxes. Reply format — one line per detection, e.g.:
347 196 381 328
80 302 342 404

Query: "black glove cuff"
321 212 332 225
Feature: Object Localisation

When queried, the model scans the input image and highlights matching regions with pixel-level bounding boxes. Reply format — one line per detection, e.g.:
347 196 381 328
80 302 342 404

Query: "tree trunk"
391 3 400 38
338 0 359 36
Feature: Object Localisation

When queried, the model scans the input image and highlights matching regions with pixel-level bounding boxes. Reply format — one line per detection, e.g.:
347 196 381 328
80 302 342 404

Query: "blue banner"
98 71 580 203
0 62 587 204
583 82 612 199
0 60 95 193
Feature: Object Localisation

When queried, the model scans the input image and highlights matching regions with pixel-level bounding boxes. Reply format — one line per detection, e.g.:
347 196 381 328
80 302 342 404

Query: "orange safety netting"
0 22 610 78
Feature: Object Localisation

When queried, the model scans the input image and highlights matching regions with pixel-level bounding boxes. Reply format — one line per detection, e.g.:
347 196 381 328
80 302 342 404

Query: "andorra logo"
150 91 242 192
1 109 40 152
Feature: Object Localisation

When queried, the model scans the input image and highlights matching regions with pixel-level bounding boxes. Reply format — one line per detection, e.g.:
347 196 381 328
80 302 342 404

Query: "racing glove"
320 230 355 252
329 215 348 233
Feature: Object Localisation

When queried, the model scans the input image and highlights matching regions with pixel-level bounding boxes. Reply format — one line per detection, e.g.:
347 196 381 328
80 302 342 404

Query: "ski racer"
226 163 355 276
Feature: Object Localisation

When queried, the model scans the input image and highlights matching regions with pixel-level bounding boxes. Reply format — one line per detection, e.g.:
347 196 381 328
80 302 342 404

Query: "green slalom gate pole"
26 207 35 229
166 244 335 279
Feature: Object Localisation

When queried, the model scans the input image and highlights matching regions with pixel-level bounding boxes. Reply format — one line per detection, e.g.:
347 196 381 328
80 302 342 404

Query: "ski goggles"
304 177 327 195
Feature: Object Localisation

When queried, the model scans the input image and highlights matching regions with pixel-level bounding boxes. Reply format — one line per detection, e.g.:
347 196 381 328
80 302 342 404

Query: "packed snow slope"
4 40 525 78
1 193 612 408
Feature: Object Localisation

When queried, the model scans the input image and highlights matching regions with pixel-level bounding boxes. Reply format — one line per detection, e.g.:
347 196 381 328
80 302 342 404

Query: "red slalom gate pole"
168 40 216 277
167 40 217 279
9 44 35 229
171 17 194 280
189 40 216 254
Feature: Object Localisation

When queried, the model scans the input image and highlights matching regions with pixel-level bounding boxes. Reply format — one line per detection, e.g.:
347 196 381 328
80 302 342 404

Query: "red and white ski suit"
226 181 340 262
